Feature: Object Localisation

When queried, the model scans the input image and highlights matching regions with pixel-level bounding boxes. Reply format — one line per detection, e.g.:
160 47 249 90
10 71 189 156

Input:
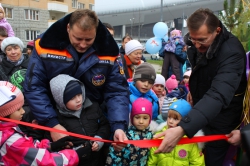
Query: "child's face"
26 48 32 56
152 84 164 96
0 10 4 20
66 94 83 111
183 77 189 84
135 79 153 93
9 107 25 121
133 114 150 130
167 110 181 128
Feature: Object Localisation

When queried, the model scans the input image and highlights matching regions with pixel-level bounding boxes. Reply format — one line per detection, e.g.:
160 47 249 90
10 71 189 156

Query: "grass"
147 59 163 66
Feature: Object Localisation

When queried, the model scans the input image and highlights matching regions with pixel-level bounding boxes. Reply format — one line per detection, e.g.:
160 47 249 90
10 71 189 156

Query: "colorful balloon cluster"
145 22 168 54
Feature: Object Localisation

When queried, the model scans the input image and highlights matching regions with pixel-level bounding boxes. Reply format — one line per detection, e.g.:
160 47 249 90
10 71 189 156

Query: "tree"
219 0 243 32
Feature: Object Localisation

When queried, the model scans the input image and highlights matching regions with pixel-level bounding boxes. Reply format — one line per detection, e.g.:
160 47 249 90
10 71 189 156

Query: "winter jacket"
129 82 159 120
0 54 29 81
23 13 129 133
0 18 14 37
147 123 205 166
106 125 153 166
50 74 110 166
0 121 78 166
180 22 247 142
167 85 188 100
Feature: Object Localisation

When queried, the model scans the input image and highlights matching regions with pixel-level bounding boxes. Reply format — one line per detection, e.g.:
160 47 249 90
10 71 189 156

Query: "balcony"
48 1 68 13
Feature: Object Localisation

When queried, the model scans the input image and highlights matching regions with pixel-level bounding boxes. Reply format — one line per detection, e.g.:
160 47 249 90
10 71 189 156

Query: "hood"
50 74 88 118
129 82 158 101
39 13 119 56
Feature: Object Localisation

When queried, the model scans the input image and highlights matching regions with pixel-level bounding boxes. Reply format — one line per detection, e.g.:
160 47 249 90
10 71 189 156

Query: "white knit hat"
125 40 144 55
1 37 24 53
154 74 165 87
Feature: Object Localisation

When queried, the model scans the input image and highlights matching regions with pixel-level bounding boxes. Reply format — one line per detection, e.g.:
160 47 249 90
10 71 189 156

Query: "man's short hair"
0 26 8 37
122 34 132 42
103 22 114 31
187 8 220 33
69 9 99 30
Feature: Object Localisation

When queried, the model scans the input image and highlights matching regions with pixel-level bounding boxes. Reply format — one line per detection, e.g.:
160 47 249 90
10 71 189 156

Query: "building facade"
1 0 94 46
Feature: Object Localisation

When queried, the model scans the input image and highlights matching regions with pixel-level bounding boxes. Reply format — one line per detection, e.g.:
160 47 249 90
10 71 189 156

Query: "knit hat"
125 40 144 55
165 75 178 93
27 40 34 50
131 97 152 125
0 81 24 117
183 70 191 77
154 74 165 87
133 62 156 83
170 29 182 37
169 99 191 117
10 69 27 92
63 81 82 105
1 37 24 53
161 97 177 121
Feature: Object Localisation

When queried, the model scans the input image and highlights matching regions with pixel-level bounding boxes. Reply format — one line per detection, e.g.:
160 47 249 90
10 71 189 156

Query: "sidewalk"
151 64 162 73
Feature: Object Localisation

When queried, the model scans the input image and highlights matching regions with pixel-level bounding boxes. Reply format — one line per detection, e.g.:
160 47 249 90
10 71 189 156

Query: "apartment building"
1 0 94 46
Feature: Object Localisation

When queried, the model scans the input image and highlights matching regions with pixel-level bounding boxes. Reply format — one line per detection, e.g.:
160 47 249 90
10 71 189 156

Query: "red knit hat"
165 75 178 93
131 97 152 126
0 81 24 117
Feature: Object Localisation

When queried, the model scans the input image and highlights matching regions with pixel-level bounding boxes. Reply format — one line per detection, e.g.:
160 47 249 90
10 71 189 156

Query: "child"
181 70 191 91
0 81 89 165
50 74 111 166
26 40 34 56
0 4 14 37
106 97 154 166
129 62 159 120
166 74 188 100
147 99 205 166
152 74 166 113
161 29 186 81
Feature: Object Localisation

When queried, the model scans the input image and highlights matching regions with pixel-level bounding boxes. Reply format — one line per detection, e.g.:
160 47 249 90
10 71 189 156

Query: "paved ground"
144 53 162 73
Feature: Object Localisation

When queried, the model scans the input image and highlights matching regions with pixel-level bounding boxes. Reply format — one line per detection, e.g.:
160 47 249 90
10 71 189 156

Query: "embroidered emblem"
116 56 124 75
92 74 105 86
46 54 67 60
178 149 187 158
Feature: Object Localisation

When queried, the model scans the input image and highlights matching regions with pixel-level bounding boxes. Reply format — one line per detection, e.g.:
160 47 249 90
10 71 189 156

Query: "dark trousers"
161 51 181 81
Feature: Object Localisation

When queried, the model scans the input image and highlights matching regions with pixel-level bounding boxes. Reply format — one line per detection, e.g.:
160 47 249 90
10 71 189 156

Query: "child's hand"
91 141 99 151
182 45 187 52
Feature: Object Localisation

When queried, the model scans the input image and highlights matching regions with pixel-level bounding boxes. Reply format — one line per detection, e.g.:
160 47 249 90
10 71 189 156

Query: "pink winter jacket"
0 121 79 166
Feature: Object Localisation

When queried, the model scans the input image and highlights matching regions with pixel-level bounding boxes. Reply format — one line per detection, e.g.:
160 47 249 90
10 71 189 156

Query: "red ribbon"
0 117 228 148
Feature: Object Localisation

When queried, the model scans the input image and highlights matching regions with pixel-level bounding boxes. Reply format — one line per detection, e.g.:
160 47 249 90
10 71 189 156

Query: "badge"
116 56 125 75
92 74 105 86
178 149 187 158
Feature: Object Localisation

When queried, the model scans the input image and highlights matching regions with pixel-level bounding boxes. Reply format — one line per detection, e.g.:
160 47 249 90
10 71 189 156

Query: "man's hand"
187 92 193 106
51 124 68 141
226 130 241 146
154 126 185 153
112 129 128 151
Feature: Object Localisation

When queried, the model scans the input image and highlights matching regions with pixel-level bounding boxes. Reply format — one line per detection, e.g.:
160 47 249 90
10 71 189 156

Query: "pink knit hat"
183 70 191 77
0 81 24 117
165 75 178 93
170 29 182 37
131 97 152 125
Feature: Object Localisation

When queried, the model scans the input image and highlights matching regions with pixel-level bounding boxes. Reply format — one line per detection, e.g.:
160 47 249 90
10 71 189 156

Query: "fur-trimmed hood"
38 13 119 56
150 121 205 149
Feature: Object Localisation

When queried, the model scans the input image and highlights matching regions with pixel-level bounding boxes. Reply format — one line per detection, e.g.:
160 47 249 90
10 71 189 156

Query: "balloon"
163 35 169 42
223 159 235 166
153 22 168 38
145 37 162 54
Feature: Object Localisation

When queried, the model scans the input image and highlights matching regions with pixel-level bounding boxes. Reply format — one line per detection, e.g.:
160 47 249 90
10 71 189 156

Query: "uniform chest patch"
178 149 187 158
46 54 67 60
92 74 105 86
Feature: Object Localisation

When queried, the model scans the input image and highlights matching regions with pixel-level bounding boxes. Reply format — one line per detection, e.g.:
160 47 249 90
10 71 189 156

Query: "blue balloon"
153 22 168 38
145 37 162 54
163 35 169 42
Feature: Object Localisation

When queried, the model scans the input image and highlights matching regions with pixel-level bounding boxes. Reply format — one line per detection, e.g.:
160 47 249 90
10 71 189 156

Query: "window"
78 2 85 9
25 30 40 40
72 0 78 8
25 9 39 20
89 4 94 10
3 7 13 19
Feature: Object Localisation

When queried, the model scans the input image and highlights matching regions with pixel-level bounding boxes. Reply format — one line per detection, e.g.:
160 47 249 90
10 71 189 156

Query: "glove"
50 136 73 152
75 141 92 163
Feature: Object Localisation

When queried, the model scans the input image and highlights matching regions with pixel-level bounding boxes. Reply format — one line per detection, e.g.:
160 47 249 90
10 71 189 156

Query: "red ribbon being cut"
0 117 228 148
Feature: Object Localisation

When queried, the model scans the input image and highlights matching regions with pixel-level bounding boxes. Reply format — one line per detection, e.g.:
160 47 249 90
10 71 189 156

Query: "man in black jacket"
154 8 247 166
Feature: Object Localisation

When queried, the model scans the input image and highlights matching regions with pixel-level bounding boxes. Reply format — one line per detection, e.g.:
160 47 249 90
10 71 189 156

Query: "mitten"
50 136 73 151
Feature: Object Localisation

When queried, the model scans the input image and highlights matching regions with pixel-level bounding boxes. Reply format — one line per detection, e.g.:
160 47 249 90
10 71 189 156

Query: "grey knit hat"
133 62 156 83
1 37 24 53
